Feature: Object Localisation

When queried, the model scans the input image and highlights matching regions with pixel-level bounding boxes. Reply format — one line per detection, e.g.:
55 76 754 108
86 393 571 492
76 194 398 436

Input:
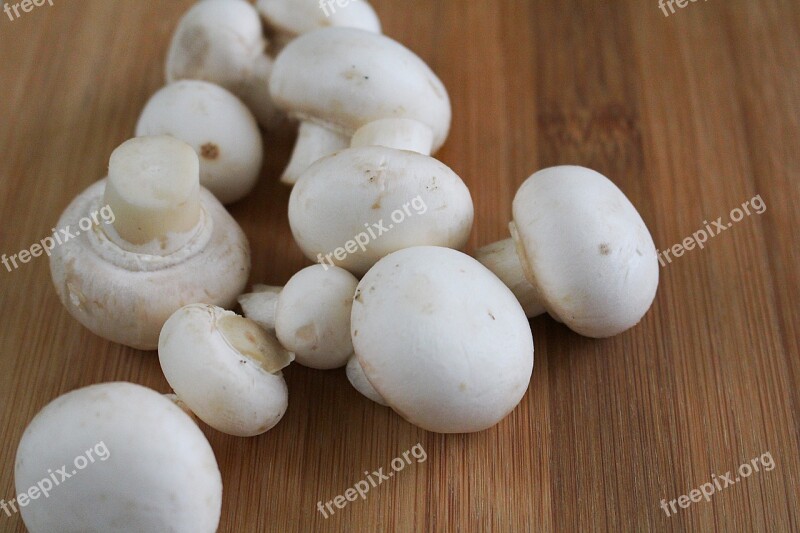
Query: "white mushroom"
238 265 358 369
475 165 659 338
256 0 381 51
159 304 292 436
345 355 387 406
49 136 250 349
136 80 264 205
165 0 281 129
351 246 534 433
289 145 473 275
14 382 222 533
269 27 451 183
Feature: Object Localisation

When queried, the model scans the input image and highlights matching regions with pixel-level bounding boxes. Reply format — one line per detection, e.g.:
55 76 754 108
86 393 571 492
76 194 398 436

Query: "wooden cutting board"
1 1 798 531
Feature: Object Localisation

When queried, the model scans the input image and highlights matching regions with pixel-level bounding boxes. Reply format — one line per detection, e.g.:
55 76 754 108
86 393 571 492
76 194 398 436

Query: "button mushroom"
158 304 293 436
238 265 358 370
475 165 659 338
165 0 280 128
256 0 381 52
136 80 264 205
14 382 222 533
289 145 474 275
269 27 451 184
49 136 250 349
351 246 534 433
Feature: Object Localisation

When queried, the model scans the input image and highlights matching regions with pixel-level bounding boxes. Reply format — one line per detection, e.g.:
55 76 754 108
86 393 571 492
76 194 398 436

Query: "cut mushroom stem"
103 136 201 250
350 118 434 155
281 121 349 185
237 284 282 331
475 236 547 318
346 355 387 406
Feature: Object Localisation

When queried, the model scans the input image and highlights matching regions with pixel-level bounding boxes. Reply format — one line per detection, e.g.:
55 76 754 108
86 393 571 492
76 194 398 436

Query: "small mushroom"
256 0 381 52
269 27 451 184
351 246 534 433
238 265 358 369
289 145 474 275
475 165 659 338
159 304 292 436
14 382 222 533
136 80 264 205
345 354 387 406
49 136 250 349
165 0 281 128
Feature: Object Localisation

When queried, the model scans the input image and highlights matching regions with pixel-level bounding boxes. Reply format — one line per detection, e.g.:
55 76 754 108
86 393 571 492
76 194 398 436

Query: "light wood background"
1 1 798 531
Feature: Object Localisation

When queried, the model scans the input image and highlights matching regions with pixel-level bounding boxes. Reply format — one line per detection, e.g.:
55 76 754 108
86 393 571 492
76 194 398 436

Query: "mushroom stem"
281 121 349 185
346 355 388 406
475 236 546 318
350 118 434 155
238 285 282 331
217 314 294 373
103 136 202 248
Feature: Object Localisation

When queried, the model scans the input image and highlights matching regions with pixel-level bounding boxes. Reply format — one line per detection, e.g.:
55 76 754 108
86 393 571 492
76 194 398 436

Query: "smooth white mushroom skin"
159 304 291 437
257 0 381 51
49 139 250 350
15 382 222 533
352 246 534 433
238 265 359 370
346 355 387 406
482 166 659 338
289 146 474 276
165 0 282 128
136 80 264 205
270 27 451 182
279 122 350 185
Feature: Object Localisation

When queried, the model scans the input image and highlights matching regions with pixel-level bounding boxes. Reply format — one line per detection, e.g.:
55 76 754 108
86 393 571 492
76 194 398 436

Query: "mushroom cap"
136 80 264 205
275 265 358 369
49 180 250 350
270 27 451 152
159 304 291 436
289 146 473 275
512 166 659 338
15 382 221 533
351 246 534 433
165 0 265 88
257 0 381 38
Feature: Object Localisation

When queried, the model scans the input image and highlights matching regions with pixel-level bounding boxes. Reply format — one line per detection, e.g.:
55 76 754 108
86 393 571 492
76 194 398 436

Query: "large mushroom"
49 136 250 349
269 27 451 184
159 304 293 437
238 265 359 370
289 145 474 275
136 80 264 205
476 165 659 338
351 246 534 433
165 0 280 128
14 382 222 533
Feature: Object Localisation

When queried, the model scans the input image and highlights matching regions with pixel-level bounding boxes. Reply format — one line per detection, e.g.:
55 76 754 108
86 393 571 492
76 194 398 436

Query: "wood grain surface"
1 1 799 531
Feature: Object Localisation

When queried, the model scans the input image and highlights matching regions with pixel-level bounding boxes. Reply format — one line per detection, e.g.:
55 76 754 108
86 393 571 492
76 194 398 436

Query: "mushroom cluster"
24 2 661 531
